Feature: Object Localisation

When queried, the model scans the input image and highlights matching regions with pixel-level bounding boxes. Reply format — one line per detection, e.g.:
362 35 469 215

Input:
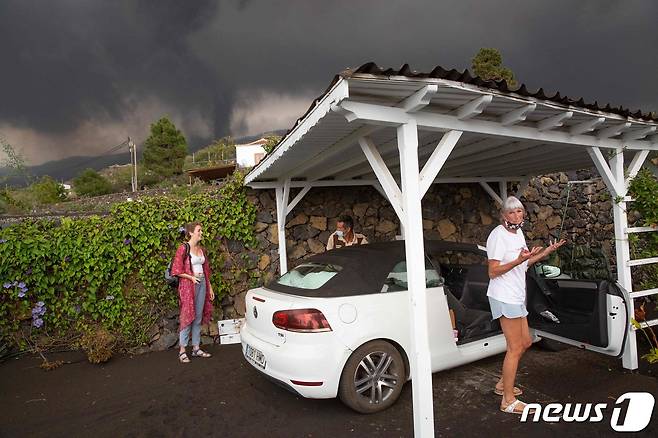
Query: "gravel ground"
1 343 656 438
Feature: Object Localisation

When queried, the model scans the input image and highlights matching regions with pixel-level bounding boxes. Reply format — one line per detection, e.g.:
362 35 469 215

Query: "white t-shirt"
486 225 528 304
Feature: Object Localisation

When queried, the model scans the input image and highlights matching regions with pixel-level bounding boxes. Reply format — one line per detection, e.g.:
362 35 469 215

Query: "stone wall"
244 170 616 284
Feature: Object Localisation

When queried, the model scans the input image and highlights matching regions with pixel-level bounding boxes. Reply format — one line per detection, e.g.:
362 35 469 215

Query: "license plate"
245 344 266 369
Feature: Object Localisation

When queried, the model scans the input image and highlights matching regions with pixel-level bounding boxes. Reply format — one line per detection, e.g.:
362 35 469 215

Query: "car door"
526 268 629 356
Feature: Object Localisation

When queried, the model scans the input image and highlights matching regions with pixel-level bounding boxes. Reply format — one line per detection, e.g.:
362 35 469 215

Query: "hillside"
0 130 286 186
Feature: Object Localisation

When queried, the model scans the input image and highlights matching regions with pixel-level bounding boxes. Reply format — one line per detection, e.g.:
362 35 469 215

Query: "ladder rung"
628 257 658 267
626 226 658 234
633 318 658 330
630 288 658 298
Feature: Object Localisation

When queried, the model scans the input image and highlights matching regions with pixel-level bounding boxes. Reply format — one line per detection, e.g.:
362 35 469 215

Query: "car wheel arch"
346 337 410 380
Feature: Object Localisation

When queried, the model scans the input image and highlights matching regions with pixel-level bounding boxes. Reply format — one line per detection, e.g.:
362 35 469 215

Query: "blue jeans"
179 280 206 347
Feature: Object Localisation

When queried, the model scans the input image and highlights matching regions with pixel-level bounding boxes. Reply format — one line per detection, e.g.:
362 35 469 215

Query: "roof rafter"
452 95 493 120
537 111 573 131
500 103 536 126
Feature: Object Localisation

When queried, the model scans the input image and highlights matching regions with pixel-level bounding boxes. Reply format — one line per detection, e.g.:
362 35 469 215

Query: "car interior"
429 250 502 345
428 248 619 348
525 270 621 347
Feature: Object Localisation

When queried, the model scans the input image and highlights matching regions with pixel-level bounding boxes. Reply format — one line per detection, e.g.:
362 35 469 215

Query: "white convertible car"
240 240 628 413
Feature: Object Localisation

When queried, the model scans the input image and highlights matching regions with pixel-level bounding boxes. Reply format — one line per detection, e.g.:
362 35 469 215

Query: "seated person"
326 215 368 250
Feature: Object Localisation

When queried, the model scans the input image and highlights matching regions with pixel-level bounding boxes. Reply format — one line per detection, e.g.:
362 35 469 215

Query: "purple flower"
12 281 17 286
25 268 32 275
36 301 45 308
18 290 26 298
105 295 114 301
178 226 185 233
123 238 132 245
64 256 71 262
17 282 25 289
0 239 6 243
32 318 43 328
2 282 11 289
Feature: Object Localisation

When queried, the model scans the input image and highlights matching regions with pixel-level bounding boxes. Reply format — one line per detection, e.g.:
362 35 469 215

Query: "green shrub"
29 176 66 205
73 168 113 197
0 173 257 351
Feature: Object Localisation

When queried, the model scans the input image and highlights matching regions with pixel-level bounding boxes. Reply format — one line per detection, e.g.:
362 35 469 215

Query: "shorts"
488 296 528 320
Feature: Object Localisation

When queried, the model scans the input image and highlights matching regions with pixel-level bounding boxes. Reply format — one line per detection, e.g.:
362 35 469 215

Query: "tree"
30 176 66 204
73 168 113 197
471 48 517 87
263 135 282 154
0 135 31 186
142 117 188 178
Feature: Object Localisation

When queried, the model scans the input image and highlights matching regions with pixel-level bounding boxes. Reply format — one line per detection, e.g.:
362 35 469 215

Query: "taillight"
272 308 332 333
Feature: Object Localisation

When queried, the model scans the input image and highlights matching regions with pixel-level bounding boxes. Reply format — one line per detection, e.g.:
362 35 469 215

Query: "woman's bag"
165 243 190 287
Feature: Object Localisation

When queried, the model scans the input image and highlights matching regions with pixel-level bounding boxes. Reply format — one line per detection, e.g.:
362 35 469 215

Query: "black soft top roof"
266 240 482 298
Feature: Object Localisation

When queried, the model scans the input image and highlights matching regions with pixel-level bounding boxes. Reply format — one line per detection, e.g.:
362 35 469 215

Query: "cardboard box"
219 333 241 345
218 318 244 336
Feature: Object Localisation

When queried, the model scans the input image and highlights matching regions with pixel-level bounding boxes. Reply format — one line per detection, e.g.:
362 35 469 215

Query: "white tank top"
190 251 205 275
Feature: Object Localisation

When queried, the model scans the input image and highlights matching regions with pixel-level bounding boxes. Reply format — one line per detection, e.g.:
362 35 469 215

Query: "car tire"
338 340 405 414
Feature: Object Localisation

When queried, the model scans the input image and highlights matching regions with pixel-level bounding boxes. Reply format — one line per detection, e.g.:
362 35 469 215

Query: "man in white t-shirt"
486 196 565 415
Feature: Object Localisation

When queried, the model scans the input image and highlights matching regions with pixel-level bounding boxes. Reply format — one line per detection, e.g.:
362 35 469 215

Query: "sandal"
191 348 212 358
494 385 522 396
179 352 190 363
500 399 532 415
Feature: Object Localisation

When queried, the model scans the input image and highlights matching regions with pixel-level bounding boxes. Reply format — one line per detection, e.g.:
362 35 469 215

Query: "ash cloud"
0 0 656 165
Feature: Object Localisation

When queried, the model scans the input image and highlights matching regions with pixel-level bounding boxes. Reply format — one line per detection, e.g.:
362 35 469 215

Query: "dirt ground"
1 343 656 438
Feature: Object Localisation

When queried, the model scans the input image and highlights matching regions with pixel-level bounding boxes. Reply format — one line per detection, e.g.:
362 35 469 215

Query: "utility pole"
128 137 137 192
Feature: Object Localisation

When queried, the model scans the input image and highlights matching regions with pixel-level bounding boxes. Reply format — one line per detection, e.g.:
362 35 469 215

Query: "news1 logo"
521 392 655 432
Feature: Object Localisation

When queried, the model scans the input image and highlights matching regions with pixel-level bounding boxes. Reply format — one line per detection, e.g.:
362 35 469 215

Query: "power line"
66 139 130 174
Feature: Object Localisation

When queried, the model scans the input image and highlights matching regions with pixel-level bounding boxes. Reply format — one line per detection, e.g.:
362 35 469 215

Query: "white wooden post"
397 121 435 437
609 149 637 369
274 179 291 274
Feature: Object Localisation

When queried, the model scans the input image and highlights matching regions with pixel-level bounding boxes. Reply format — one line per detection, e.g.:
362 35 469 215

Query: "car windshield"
276 263 343 289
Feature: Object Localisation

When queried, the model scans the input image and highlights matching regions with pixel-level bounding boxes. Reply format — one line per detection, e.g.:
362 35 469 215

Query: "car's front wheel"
338 340 405 414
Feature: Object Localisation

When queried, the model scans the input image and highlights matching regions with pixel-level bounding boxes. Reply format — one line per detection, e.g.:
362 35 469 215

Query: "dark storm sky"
1 0 656 165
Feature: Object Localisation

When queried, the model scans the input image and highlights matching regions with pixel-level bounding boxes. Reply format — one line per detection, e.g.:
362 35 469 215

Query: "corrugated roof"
281 61 657 141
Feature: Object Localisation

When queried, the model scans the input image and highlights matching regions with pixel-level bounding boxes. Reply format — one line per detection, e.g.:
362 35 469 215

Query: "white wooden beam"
249 179 379 189
623 126 657 141
626 150 650 183
597 122 632 139
337 101 657 151
335 101 410 126
358 136 405 220
401 84 438 112
285 186 311 215
499 181 508 200
587 147 621 198
453 95 493 120
479 181 503 205
500 103 536 126
418 130 463 197
570 117 606 135
275 178 291 274
537 111 573 131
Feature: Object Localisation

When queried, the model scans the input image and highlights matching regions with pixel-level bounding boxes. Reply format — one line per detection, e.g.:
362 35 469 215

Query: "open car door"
526 266 629 356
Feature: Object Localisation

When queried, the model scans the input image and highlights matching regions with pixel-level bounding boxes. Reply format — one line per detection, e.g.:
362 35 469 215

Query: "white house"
235 138 268 168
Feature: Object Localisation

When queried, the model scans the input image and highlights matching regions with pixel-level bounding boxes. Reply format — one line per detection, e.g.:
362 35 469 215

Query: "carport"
244 63 658 437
